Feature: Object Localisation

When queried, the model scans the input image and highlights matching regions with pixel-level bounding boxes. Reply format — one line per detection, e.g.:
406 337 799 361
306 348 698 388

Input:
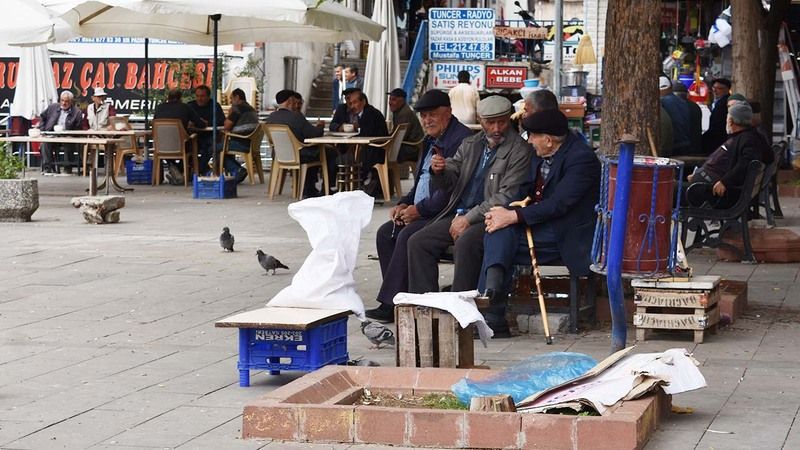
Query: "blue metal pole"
211 14 220 176
607 136 637 353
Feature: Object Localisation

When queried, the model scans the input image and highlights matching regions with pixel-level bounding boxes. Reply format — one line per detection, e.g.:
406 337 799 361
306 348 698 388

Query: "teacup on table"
28 128 41 137
342 124 354 133
53 125 64 132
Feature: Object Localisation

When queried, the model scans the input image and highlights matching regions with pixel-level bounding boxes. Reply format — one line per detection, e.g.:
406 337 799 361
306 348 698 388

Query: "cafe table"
0 135 125 196
304 133 391 193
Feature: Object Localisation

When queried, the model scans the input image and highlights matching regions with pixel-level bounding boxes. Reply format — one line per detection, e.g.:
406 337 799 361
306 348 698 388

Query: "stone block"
718 279 748 325
718 228 800 263
0 178 38 222
71 195 125 224
464 411 520 449
516 314 531 333
408 409 465 448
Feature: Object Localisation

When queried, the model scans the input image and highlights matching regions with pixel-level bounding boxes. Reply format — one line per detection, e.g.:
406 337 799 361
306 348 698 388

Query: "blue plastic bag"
451 352 597 405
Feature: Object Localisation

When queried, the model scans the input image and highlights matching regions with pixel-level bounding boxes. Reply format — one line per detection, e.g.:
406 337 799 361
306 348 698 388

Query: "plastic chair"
264 124 327 200
370 123 408 202
150 119 198 186
107 116 141 177
402 135 425 178
219 126 265 185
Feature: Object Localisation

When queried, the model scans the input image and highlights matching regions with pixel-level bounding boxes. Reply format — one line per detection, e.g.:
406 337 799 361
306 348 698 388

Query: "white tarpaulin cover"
393 290 493 346
45 0 385 44
363 0 401 116
268 191 374 318
10 45 58 120
1 0 74 46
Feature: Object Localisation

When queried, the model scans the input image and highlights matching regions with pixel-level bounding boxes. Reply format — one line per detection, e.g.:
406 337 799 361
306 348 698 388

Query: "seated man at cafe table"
86 87 116 131
217 88 260 184
365 90 473 323
405 96 531 300
684 103 773 209
187 85 225 175
39 90 83 174
477 109 600 337
387 88 425 164
264 89 336 197
154 88 206 184
330 89 389 197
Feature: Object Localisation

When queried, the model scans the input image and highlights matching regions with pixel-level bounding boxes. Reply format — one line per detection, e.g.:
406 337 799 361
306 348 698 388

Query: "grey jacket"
430 127 532 225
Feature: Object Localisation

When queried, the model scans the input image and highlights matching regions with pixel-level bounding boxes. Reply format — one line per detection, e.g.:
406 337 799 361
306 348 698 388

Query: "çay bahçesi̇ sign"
428 8 495 61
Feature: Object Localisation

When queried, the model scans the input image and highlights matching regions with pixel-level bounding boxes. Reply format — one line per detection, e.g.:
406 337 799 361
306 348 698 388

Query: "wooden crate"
632 276 721 344
395 305 474 368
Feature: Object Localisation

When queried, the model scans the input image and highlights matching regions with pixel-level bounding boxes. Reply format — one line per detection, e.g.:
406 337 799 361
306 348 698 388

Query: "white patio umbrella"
4 1 75 121
363 0 401 116
44 0 385 44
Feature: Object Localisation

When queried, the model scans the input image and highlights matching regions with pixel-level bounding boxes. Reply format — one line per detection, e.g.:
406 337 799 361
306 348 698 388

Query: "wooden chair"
219 126 265 185
264 124 328 200
108 116 142 177
150 119 198 186
370 123 408 202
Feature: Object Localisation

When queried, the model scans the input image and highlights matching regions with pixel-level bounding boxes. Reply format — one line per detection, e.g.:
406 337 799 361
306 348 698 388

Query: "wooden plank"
215 307 351 330
416 307 434 367
631 275 720 290
634 288 720 308
458 324 475 368
437 312 457 368
633 311 711 330
396 306 417 367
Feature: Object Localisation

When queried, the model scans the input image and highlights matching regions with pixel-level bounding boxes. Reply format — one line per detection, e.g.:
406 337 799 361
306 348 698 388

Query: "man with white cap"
406 95 531 297
87 87 116 130
659 75 692 156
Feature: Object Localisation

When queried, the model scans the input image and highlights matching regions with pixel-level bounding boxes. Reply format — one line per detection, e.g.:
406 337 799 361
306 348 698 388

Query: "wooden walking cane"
508 196 553 344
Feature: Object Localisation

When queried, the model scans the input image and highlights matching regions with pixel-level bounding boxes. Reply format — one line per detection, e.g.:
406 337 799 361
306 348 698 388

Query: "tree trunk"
600 0 661 156
731 0 763 100
759 0 792 141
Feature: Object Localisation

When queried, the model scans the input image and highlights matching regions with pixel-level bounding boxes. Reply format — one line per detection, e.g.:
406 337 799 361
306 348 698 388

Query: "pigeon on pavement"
220 227 234 252
361 321 395 349
256 249 289 275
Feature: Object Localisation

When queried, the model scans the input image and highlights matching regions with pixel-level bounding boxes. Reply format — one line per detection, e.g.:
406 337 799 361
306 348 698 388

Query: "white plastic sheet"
268 191 374 318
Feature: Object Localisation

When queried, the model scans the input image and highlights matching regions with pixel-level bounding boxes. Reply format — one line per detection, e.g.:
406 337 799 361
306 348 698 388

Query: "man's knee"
376 220 394 246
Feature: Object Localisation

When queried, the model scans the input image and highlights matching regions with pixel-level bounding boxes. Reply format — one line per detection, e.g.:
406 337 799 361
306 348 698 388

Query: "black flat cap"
387 88 407 98
522 109 569 136
414 89 450 112
342 87 362 97
275 89 295 105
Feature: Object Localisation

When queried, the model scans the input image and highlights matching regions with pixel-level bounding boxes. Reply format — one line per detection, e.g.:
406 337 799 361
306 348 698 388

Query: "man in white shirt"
448 70 480 124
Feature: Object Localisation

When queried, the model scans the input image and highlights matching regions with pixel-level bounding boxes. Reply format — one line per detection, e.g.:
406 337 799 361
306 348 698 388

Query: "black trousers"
375 218 429 305
407 217 485 294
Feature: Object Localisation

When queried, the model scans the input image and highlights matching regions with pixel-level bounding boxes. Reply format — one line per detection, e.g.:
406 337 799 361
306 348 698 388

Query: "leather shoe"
484 311 511 338
235 168 248 184
365 303 394 323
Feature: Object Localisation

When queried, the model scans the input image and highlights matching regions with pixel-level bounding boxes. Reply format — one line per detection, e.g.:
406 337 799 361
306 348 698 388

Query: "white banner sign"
431 62 486 90
429 8 496 60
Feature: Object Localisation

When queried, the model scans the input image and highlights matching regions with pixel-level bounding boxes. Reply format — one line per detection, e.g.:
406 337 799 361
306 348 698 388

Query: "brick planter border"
243 366 671 450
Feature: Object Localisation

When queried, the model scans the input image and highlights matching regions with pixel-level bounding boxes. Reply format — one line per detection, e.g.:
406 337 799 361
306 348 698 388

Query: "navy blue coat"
398 116 473 218
515 133 600 275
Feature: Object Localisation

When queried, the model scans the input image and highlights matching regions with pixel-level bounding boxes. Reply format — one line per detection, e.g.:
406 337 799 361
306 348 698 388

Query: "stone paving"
1 173 799 449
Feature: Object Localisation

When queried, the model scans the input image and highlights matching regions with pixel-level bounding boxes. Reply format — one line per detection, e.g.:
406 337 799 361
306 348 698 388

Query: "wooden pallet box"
632 276 721 344
395 305 475 369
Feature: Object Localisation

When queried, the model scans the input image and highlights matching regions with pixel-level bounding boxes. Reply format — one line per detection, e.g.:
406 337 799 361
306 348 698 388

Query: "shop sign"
0 57 214 116
494 26 547 40
429 8 495 60
485 66 527 89
431 62 485 90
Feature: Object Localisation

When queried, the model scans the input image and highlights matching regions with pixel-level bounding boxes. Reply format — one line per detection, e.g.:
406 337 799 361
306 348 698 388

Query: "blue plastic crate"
236 317 349 386
192 174 237 199
125 159 153 185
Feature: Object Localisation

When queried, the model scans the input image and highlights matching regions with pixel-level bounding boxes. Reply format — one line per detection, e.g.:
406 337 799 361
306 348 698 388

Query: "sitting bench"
680 160 765 263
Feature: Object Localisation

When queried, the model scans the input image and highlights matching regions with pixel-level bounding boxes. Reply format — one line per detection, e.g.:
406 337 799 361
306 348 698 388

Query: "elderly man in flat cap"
405 95 531 299
478 109 601 336
366 90 473 323
387 88 425 164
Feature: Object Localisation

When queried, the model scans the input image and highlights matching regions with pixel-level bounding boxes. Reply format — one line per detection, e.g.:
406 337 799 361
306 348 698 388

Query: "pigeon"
220 227 234 252
361 320 395 349
256 249 289 275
